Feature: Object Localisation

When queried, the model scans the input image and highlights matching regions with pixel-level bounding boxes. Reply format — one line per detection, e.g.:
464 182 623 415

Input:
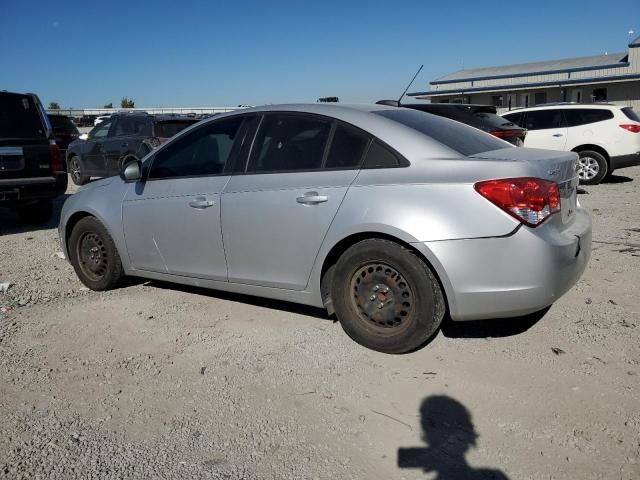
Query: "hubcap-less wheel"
77 232 108 282
578 156 600 181
70 158 82 183
350 262 414 334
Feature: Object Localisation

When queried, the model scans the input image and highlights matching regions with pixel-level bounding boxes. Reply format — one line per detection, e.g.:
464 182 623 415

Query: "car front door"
221 114 370 290
84 119 113 174
521 109 567 150
121 116 246 279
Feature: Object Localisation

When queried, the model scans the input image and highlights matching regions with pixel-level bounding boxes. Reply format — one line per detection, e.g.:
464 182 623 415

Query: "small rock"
585 298 592 305
551 347 565 355
52 252 66 260
0 282 11 294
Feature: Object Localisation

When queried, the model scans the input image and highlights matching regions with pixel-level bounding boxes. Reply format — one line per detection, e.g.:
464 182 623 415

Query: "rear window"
154 120 197 138
473 111 517 129
376 109 509 156
564 109 614 127
0 93 46 139
48 115 76 131
622 107 640 122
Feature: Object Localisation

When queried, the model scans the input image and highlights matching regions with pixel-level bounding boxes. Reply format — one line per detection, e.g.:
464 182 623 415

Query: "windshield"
376 109 510 156
0 93 46 139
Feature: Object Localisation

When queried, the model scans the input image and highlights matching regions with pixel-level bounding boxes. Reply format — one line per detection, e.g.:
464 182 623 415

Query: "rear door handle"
552 133 564 137
297 191 328 205
189 197 215 209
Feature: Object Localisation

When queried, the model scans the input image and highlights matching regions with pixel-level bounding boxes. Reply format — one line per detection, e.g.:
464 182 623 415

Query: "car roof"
505 103 621 113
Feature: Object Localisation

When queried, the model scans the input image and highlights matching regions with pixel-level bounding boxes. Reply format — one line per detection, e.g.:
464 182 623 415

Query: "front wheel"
331 239 446 354
577 150 608 185
68 217 125 291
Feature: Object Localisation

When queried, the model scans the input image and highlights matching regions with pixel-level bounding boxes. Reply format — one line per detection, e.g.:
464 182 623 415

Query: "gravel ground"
0 168 639 479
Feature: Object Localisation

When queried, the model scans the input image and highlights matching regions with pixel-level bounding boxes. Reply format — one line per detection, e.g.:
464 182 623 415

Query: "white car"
502 104 640 184
94 115 111 127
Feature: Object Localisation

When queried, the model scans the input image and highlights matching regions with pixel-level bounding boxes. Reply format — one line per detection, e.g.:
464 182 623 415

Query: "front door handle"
296 191 328 205
189 197 215 209
121 143 129 147
552 133 564 137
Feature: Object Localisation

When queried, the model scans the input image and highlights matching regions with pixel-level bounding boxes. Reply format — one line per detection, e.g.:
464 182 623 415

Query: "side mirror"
120 159 142 182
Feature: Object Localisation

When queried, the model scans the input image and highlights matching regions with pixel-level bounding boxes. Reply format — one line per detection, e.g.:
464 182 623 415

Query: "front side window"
564 109 614 127
524 109 563 130
246 115 331 172
149 117 243 179
114 117 152 137
91 120 113 139
502 112 524 127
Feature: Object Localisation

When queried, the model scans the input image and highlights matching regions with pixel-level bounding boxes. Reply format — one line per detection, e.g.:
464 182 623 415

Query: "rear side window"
502 112 525 127
325 124 370 169
622 107 640 122
150 117 242 179
376 109 508 156
154 120 196 139
0 93 46 139
564 109 614 127
247 115 331 172
114 116 152 137
524 109 564 130
363 140 404 168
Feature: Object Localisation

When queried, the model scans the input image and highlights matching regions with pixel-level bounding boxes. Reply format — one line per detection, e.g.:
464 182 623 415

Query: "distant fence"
46 107 244 117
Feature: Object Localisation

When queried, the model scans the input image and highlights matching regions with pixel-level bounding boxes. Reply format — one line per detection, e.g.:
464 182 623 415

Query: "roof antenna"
397 64 423 104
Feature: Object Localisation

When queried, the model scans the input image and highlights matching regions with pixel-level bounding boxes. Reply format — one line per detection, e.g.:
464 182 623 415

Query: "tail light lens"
489 129 526 138
620 124 640 133
49 141 63 172
475 178 560 227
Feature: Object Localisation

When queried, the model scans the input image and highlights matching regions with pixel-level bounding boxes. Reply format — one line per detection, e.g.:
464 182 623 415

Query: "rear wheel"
577 150 608 185
331 239 445 354
16 199 53 225
68 156 89 185
68 217 125 290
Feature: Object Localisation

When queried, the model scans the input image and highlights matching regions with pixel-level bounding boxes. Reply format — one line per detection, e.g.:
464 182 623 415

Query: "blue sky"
1 0 638 108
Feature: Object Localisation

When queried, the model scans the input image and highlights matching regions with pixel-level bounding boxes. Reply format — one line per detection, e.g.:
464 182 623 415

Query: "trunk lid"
470 147 579 225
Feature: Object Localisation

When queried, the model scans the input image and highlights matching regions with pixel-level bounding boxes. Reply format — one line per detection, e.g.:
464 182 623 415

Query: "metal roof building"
409 35 640 111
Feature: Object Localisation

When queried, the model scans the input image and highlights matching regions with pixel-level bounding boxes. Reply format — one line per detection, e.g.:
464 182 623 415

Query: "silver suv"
59 104 591 353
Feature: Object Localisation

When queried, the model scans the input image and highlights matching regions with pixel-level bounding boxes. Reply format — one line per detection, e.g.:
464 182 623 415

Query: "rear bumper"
0 172 68 203
414 208 592 321
610 152 640 170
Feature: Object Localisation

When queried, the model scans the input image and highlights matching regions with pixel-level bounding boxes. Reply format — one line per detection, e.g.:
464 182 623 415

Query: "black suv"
376 101 526 146
0 91 68 223
66 113 198 185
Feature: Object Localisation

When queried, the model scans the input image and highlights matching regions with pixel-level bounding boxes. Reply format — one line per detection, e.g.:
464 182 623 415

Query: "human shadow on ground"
398 395 509 479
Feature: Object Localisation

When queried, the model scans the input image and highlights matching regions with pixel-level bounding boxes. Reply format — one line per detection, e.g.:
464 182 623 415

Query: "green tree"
120 97 135 108
48 102 60 110
103 102 113 109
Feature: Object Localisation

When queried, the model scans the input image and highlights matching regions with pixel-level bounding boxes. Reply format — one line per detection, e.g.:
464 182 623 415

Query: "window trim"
145 116 247 181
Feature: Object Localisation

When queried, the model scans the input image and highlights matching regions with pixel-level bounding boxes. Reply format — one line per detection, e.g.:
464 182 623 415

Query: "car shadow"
143 279 331 321
603 174 633 184
398 395 509 479
0 193 71 236
440 307 549 339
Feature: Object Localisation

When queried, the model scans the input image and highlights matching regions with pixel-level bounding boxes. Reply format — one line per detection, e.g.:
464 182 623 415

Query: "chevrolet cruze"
59 104 591 353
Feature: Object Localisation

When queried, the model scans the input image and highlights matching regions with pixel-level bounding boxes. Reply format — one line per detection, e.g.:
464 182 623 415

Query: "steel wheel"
578 156 599 181
350 262 415 335
77 231 109 282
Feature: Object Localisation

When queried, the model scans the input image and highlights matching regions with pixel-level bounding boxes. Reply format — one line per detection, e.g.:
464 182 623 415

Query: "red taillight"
489 130 524 138
49 141 63 172
475 178 560 227
620 124 640 133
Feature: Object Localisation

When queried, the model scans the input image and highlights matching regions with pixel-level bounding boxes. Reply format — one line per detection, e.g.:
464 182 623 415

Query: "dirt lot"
1 168 639 479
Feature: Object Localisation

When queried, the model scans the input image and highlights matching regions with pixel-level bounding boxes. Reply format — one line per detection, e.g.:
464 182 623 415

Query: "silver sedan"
59 104 591 353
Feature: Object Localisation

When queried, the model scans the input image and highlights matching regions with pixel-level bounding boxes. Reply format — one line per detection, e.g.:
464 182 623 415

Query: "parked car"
377 101 526 146
47 114 80 158
59 104 591 353
94 115 111 127
0 91 67 223
77 115 97 127
65 112 198 185
502 103 640 185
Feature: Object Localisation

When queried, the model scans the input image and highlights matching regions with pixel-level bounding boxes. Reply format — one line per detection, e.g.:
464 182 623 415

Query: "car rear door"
221 113 370 290
84 119 113 174
122 115 246 280
520 109 567 150
0 93 51 187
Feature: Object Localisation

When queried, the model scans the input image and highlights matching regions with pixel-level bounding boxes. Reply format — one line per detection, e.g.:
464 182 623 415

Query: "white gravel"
1 169 639 479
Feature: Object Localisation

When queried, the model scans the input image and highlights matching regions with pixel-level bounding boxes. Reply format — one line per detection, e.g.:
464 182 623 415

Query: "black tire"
577 150 608 185
16 200 53 225
68 216 125 291
331 239 446 354
68 155 89 186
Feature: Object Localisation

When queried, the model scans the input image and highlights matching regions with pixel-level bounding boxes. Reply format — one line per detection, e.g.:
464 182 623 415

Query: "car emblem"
548 167 560 176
